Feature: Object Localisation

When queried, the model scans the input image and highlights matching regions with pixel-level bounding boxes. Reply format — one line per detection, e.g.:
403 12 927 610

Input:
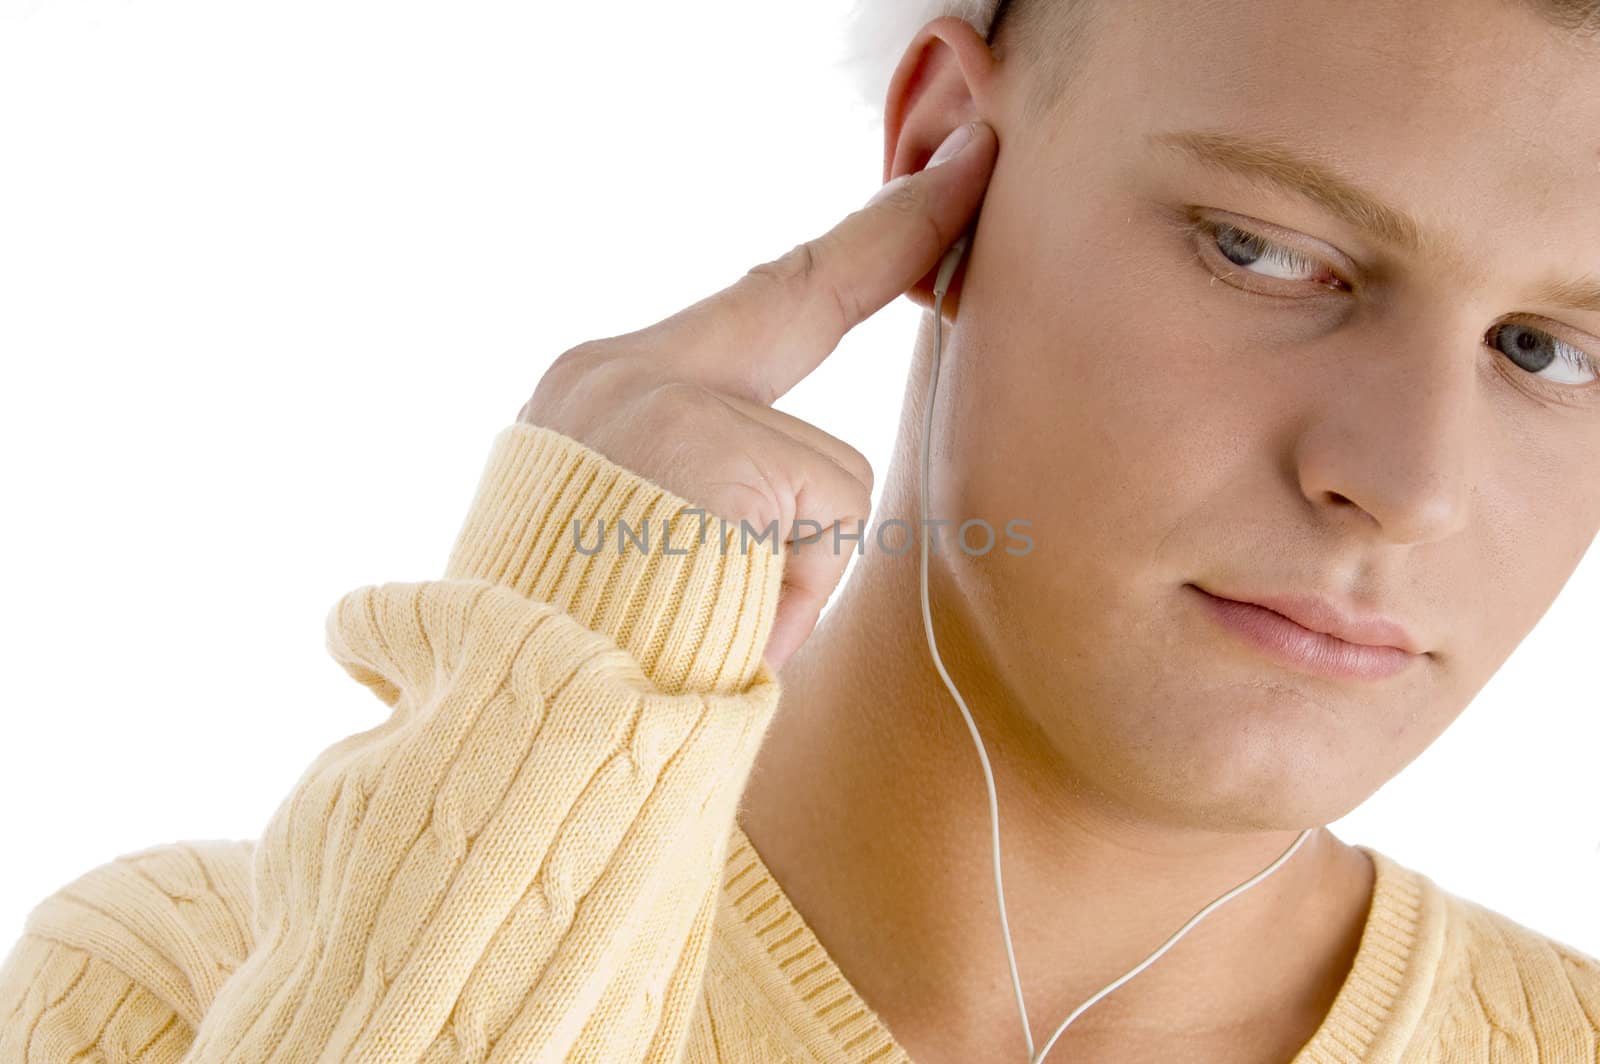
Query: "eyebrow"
1148 128 1600 316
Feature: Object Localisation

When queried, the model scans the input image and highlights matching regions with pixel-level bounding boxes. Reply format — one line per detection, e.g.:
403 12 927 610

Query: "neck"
737 339 1375 1060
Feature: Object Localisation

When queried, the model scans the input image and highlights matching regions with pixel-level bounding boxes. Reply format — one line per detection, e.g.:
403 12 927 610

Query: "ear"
879 15 999 323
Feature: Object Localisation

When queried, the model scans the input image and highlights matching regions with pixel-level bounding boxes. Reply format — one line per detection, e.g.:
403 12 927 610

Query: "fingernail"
864 122 978 207
925 122 975 169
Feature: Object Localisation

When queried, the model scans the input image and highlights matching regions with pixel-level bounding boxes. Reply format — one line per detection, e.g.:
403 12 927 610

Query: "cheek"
945 234 1255 561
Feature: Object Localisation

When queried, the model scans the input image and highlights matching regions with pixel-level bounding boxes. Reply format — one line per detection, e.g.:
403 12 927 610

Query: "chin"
1063 677 1372 833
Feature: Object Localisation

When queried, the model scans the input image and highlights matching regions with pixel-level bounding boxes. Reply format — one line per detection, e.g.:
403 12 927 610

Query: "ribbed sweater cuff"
444 423 785 696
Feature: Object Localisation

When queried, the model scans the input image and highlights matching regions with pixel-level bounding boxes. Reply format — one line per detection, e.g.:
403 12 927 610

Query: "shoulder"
1425 868 1600 1039
1443 882 1599 973
2 838 258 1032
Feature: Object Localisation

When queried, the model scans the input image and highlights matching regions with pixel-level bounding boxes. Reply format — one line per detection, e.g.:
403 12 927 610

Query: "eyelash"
1194 218 1350 293
1187 215 1600 401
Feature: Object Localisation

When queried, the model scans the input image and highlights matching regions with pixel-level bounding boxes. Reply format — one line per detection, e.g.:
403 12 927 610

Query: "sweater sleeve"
0 422 788 1063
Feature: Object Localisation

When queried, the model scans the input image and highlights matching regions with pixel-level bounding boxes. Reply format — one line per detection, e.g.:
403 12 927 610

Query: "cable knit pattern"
1 423 1596 1062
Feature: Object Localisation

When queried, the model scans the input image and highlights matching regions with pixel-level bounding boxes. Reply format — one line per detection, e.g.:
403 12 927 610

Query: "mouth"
1185 584 1425 682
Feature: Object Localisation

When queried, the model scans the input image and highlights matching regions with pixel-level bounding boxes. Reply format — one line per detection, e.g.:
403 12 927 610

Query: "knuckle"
547 339 610 377
743 237 862 337
821 269 863 341
536 342 605 401
843 444 875 493
745 240 818 291
731 477 787 538
526 342 646 425
816 433 873 495
845 477 873 520
750 372 784 409
644 378 721 422
544 344 624 398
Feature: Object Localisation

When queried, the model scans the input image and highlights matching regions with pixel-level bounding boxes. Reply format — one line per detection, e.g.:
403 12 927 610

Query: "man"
2 0 1596 1061
734 0 1600 1058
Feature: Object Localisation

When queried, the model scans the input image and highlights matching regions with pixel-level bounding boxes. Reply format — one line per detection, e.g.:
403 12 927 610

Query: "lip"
1187 584 1425 681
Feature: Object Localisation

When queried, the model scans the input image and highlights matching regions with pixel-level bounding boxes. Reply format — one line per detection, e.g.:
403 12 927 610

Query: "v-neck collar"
719 823 1444 1062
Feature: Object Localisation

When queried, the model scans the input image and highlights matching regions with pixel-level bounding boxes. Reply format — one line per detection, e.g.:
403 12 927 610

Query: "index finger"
670 120 997 405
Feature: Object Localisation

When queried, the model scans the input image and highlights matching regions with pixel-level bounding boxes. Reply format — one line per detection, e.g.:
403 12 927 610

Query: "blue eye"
1198 219 1349 291
1193 213 1600 393
1487 322 1600 387
1213 224 1321 280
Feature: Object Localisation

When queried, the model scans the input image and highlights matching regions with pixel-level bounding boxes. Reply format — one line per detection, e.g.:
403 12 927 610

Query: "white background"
1 0 1595 967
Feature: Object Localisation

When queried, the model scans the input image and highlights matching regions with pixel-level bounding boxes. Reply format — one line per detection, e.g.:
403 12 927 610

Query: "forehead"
1054 0 1600 278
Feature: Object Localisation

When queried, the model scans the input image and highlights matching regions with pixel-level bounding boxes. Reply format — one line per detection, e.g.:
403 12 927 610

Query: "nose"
1291 312 1476 546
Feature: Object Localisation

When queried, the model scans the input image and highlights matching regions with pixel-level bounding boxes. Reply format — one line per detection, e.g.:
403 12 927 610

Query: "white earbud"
934 233 970 300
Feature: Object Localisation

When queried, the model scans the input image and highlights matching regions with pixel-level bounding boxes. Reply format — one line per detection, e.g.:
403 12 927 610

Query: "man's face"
939 0 1600 828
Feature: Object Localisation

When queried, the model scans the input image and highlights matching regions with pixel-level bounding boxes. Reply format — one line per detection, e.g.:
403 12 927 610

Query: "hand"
519 120 998 670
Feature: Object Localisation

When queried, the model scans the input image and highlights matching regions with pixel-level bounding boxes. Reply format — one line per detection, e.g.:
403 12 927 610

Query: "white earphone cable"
920 234 1315 1063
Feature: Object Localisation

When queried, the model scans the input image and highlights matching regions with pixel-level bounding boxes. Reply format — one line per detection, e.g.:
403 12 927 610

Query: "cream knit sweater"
1 423 1596 1062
